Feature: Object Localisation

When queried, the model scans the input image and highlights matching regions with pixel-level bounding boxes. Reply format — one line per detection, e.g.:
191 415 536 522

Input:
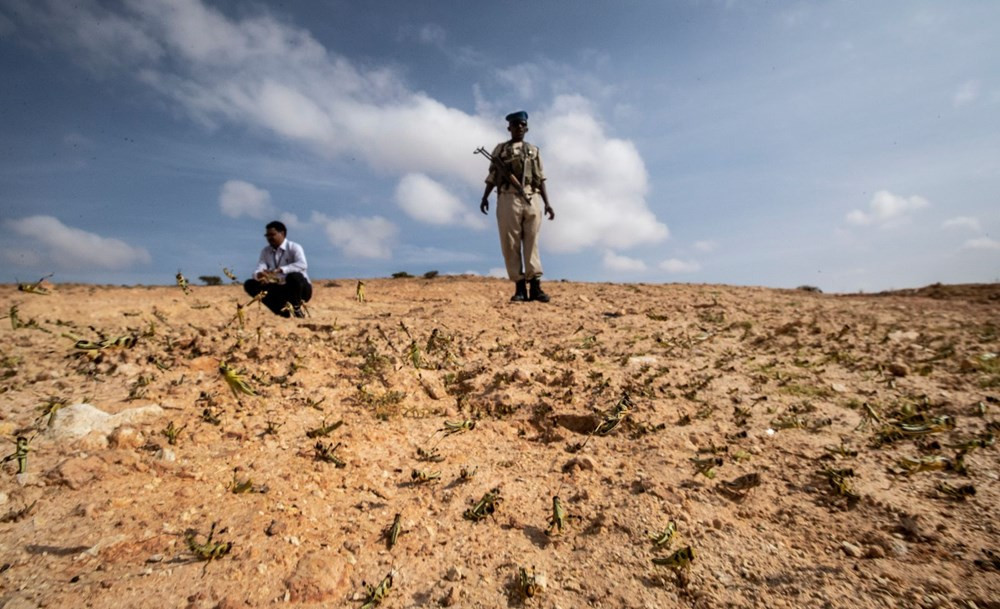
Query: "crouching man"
243 221 312 318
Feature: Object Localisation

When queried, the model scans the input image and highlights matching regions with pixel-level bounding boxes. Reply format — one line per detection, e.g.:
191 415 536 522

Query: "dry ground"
1 278 998 609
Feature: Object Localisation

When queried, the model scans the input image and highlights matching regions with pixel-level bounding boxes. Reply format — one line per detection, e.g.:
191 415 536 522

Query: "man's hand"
544 204 555 221
480 197 490 215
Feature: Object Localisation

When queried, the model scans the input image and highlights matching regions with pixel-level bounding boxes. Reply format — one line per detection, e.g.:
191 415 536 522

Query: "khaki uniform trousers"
496 189 543 281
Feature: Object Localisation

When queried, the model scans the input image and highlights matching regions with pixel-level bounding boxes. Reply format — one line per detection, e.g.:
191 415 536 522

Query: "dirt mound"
1 279 998 608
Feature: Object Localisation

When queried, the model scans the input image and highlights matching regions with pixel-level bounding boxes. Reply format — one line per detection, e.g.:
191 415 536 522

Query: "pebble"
445 566 463 581
841 542 863 558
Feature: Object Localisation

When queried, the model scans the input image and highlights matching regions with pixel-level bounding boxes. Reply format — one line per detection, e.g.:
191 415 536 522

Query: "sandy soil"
1 278 998 609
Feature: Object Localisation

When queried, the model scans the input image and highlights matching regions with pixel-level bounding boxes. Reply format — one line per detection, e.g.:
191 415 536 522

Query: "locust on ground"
306 418 344 438
314 441 346 467
411 469 441 484
384 513 402 549
649 521 677 547
185 522 232 575
464 487 502 521
518 566 540 600
219 361 257 398
162 421 186 445
652 545 695 569
360 570 394 609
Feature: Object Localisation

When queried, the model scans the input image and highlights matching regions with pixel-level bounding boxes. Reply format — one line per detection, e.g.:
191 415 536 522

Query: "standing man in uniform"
243 220 312 318
480 110 555 303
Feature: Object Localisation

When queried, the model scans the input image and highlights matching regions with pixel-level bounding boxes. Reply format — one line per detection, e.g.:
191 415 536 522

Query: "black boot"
511 279 528 302
529 278 550 303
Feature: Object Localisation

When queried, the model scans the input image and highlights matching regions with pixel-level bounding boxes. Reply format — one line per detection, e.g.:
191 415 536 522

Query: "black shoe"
510 279 528 302
529 278 550 303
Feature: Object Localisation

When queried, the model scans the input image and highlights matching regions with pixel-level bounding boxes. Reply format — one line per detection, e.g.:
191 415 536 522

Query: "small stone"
562 456 595 473
156 448 176 462
841 541 863 558
865 545 886 559
513 369 531 383
266 520 287 537
108 426 145 449
830 383 848 394
445 566 463 582
712 518 723 530
886 363 908 377
441 586 458 607
146 554 164 563
285 551 353 603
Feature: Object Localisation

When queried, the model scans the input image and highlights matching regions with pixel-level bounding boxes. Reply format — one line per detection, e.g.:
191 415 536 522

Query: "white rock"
47 403 164 440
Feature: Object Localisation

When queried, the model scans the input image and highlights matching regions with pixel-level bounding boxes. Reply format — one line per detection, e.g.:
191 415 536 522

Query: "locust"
360 570 393 609
1 435 34 475
464 487 502 521
719 472 761 500
874 416 957 446
459 465 477 481
820 467 860 506
176 272 190 295
650 521 677 547
314 441 346 467
201 407 222 425
518 566 540 599
35 396 68 428
546 496 567 536
936 482 976 500
897 455 954 474
384 512 402 549
262 415 283 436
440 419 476 437
305 418 344 439
652 545 695 569
162 421 186 445
185 522 232 574
17 274 52 295
407 341 422 368
7 305 22 330
691 456 723 479
825 442 858 458
228 469 267 494
856 402 882 431
356 280 366 303
222 267 238 282
219 361 257 398
416 446 444 462
411 469 441 484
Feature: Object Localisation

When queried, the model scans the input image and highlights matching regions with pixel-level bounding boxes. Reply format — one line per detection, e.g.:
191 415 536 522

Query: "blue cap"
505 110 529 124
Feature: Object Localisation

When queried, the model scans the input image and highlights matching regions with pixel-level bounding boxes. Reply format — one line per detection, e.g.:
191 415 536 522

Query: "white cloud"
953 80 981 107
962 237 1000 251
8 1 667 255
540 95 669 253
846 190 929 226
487 267 507 278
659 258 701 273
6 215 151 270
602 250 646 272
942 216 981 232
694 240 718 253
395 173 485 230
219 180 273 219
312 213 398 259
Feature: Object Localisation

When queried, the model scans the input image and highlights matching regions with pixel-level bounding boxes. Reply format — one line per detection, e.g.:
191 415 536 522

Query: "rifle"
474 147 530 200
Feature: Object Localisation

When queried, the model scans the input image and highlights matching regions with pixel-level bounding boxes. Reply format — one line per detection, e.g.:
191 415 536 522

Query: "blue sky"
1 0 997 292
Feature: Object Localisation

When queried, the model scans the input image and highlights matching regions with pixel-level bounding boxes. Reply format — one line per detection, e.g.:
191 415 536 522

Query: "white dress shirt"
254 239 310 284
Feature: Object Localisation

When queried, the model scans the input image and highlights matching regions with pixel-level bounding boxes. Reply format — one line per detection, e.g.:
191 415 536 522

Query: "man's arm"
281 242 308 275
538 181 555 220
253 247 269 280
480 183 495 214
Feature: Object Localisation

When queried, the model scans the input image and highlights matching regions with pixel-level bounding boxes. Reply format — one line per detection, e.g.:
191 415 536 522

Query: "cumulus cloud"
395 173 485 230
602 250 647 272
6 0 668 255
953 80 981 107
540 95 669 253
846 190 929 227
312 212 398 259
942 216 981 232
659 258 701 273
962 237 1000 251
219 180 273 219
5 215 151 270
694 240 718 253
487 267 507 278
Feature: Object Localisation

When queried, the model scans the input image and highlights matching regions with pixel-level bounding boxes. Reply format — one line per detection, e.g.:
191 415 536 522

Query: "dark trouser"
244 272 312 316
